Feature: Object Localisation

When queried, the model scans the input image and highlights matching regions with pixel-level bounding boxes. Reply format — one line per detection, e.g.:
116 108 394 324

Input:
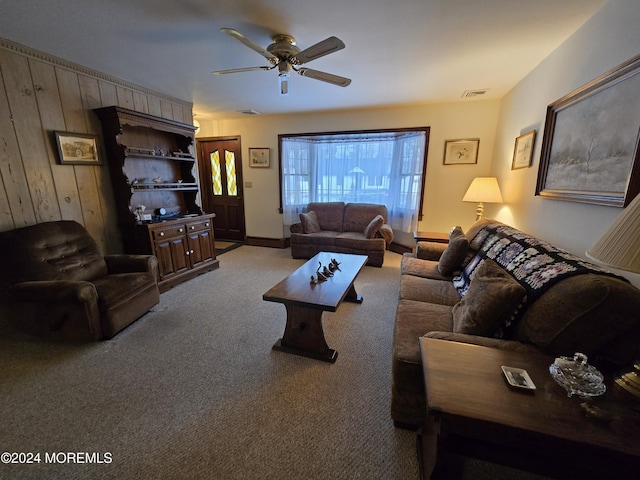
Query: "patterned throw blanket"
453 223 620 336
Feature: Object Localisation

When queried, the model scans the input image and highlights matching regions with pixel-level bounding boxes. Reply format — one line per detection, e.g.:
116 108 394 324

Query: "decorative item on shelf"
586 192 640 398
549 352 606 398
134 205 147 223
152 177 162 183
462 177 503 221
131 178 139 185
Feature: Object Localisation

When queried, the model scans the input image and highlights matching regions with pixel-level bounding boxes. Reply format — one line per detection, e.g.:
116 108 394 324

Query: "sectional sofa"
391 218 640 428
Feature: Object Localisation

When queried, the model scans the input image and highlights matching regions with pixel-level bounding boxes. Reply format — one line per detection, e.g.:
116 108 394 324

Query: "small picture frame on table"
443 138 479 165
512 130 536 170
55 131 101 165
249 147 270 168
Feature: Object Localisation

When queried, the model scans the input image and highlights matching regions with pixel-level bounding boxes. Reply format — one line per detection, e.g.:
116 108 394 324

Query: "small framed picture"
512 130 536 170
443 138 479 165
249 147 270 168
55 131 101 165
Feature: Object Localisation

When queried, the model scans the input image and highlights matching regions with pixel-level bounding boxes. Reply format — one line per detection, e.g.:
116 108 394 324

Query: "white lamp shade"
586 193 640 273
462 177 503 203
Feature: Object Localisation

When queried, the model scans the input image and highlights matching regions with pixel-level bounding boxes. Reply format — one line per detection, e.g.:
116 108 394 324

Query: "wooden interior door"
197 137 246 241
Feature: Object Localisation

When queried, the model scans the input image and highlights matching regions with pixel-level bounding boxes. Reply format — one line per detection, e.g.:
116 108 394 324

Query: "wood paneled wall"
0 38 193 253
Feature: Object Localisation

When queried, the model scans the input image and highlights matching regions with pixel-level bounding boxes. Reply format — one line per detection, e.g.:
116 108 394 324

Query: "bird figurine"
152 176 162 183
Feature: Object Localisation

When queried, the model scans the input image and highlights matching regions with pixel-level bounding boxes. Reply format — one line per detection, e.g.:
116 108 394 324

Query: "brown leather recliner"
0 220 160 341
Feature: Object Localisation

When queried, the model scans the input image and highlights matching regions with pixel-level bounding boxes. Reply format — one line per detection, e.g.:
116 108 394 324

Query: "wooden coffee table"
419 337 640 479
263 252 368 363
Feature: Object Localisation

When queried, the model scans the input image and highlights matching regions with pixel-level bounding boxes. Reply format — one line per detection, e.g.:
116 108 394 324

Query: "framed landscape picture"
512 130 536 170
443 139 479 165
536 54 640 207
249 147 270 168
55 131 101 165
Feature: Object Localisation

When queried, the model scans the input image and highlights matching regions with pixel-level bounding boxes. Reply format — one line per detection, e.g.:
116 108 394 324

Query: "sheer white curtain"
281 131 426 233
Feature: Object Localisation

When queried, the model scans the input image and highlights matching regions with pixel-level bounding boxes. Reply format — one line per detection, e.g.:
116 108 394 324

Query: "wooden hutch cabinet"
94 106 219 291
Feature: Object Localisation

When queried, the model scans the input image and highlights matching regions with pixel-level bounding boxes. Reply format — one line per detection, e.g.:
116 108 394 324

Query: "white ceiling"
0 0 606 120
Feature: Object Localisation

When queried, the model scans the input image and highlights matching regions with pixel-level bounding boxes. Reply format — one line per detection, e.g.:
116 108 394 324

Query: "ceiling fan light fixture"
279 73 290 95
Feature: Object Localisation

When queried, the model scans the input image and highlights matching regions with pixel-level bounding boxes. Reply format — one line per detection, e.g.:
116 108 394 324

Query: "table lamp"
462 177 503 220
586 192 640 398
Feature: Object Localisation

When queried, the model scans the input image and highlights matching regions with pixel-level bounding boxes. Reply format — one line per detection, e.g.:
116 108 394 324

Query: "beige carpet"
0 246 419 479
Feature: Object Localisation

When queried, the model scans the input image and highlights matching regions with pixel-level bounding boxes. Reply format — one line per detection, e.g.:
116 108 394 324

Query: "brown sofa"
391 218 640 429
0 220 160 341
289 202 394 267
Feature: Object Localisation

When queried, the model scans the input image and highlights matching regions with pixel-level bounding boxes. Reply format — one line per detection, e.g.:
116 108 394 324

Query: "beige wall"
0 39 192 253
198 100 501 245
491 0 640 285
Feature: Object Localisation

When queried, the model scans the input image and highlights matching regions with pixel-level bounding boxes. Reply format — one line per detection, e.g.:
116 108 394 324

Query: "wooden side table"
419 337 640 479
413 231 449 244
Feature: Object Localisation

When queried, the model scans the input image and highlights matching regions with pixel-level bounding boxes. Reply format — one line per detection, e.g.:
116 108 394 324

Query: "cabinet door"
187 229 215 268
155 236 189 279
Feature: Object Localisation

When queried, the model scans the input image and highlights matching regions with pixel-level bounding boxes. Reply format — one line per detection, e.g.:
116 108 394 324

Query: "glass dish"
549 352 606 398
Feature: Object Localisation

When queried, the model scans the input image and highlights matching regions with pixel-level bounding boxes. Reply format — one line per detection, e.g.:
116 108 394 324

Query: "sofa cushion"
364 214 384 239
343 203 388 233
515 274 640 368
452 260 526 336
335 232 385 251
306 202 345 231
300 211 320 233
290 231 340 247
400 273 460 305
401 254 451 280
437 226 469 275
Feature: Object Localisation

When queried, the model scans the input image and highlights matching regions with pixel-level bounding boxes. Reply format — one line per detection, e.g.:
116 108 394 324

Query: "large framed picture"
55 131 101 165
536 54 640 207
443 138 479 165
249 147 270 168
511 130 536 170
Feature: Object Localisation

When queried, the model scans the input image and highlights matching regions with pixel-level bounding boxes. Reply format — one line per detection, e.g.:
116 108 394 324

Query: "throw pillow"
363 214 384 239
437 226 469 275
300 211 320 234
452 259 526 336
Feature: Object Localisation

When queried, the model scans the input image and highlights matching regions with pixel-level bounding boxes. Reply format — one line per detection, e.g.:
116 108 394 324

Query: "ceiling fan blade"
293 36 345 64
297 68 351 87
220 28 276 61
212 66 273 75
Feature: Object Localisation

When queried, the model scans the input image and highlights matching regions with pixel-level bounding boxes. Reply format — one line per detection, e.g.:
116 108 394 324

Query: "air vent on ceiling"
238 109 261 115
462 89 488 98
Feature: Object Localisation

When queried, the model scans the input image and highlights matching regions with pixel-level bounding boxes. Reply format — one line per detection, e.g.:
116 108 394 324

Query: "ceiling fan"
212 28 351 95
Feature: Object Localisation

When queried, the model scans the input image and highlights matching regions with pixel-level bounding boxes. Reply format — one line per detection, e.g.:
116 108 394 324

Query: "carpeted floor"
0 246 419 479
0 245 554 480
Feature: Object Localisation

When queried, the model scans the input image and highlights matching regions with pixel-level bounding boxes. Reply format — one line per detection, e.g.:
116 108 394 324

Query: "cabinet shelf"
94 106 219 291
132 183 198 191
125 150 195 162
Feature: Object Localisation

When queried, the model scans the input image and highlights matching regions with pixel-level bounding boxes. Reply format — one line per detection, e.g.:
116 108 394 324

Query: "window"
279 127 429 233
